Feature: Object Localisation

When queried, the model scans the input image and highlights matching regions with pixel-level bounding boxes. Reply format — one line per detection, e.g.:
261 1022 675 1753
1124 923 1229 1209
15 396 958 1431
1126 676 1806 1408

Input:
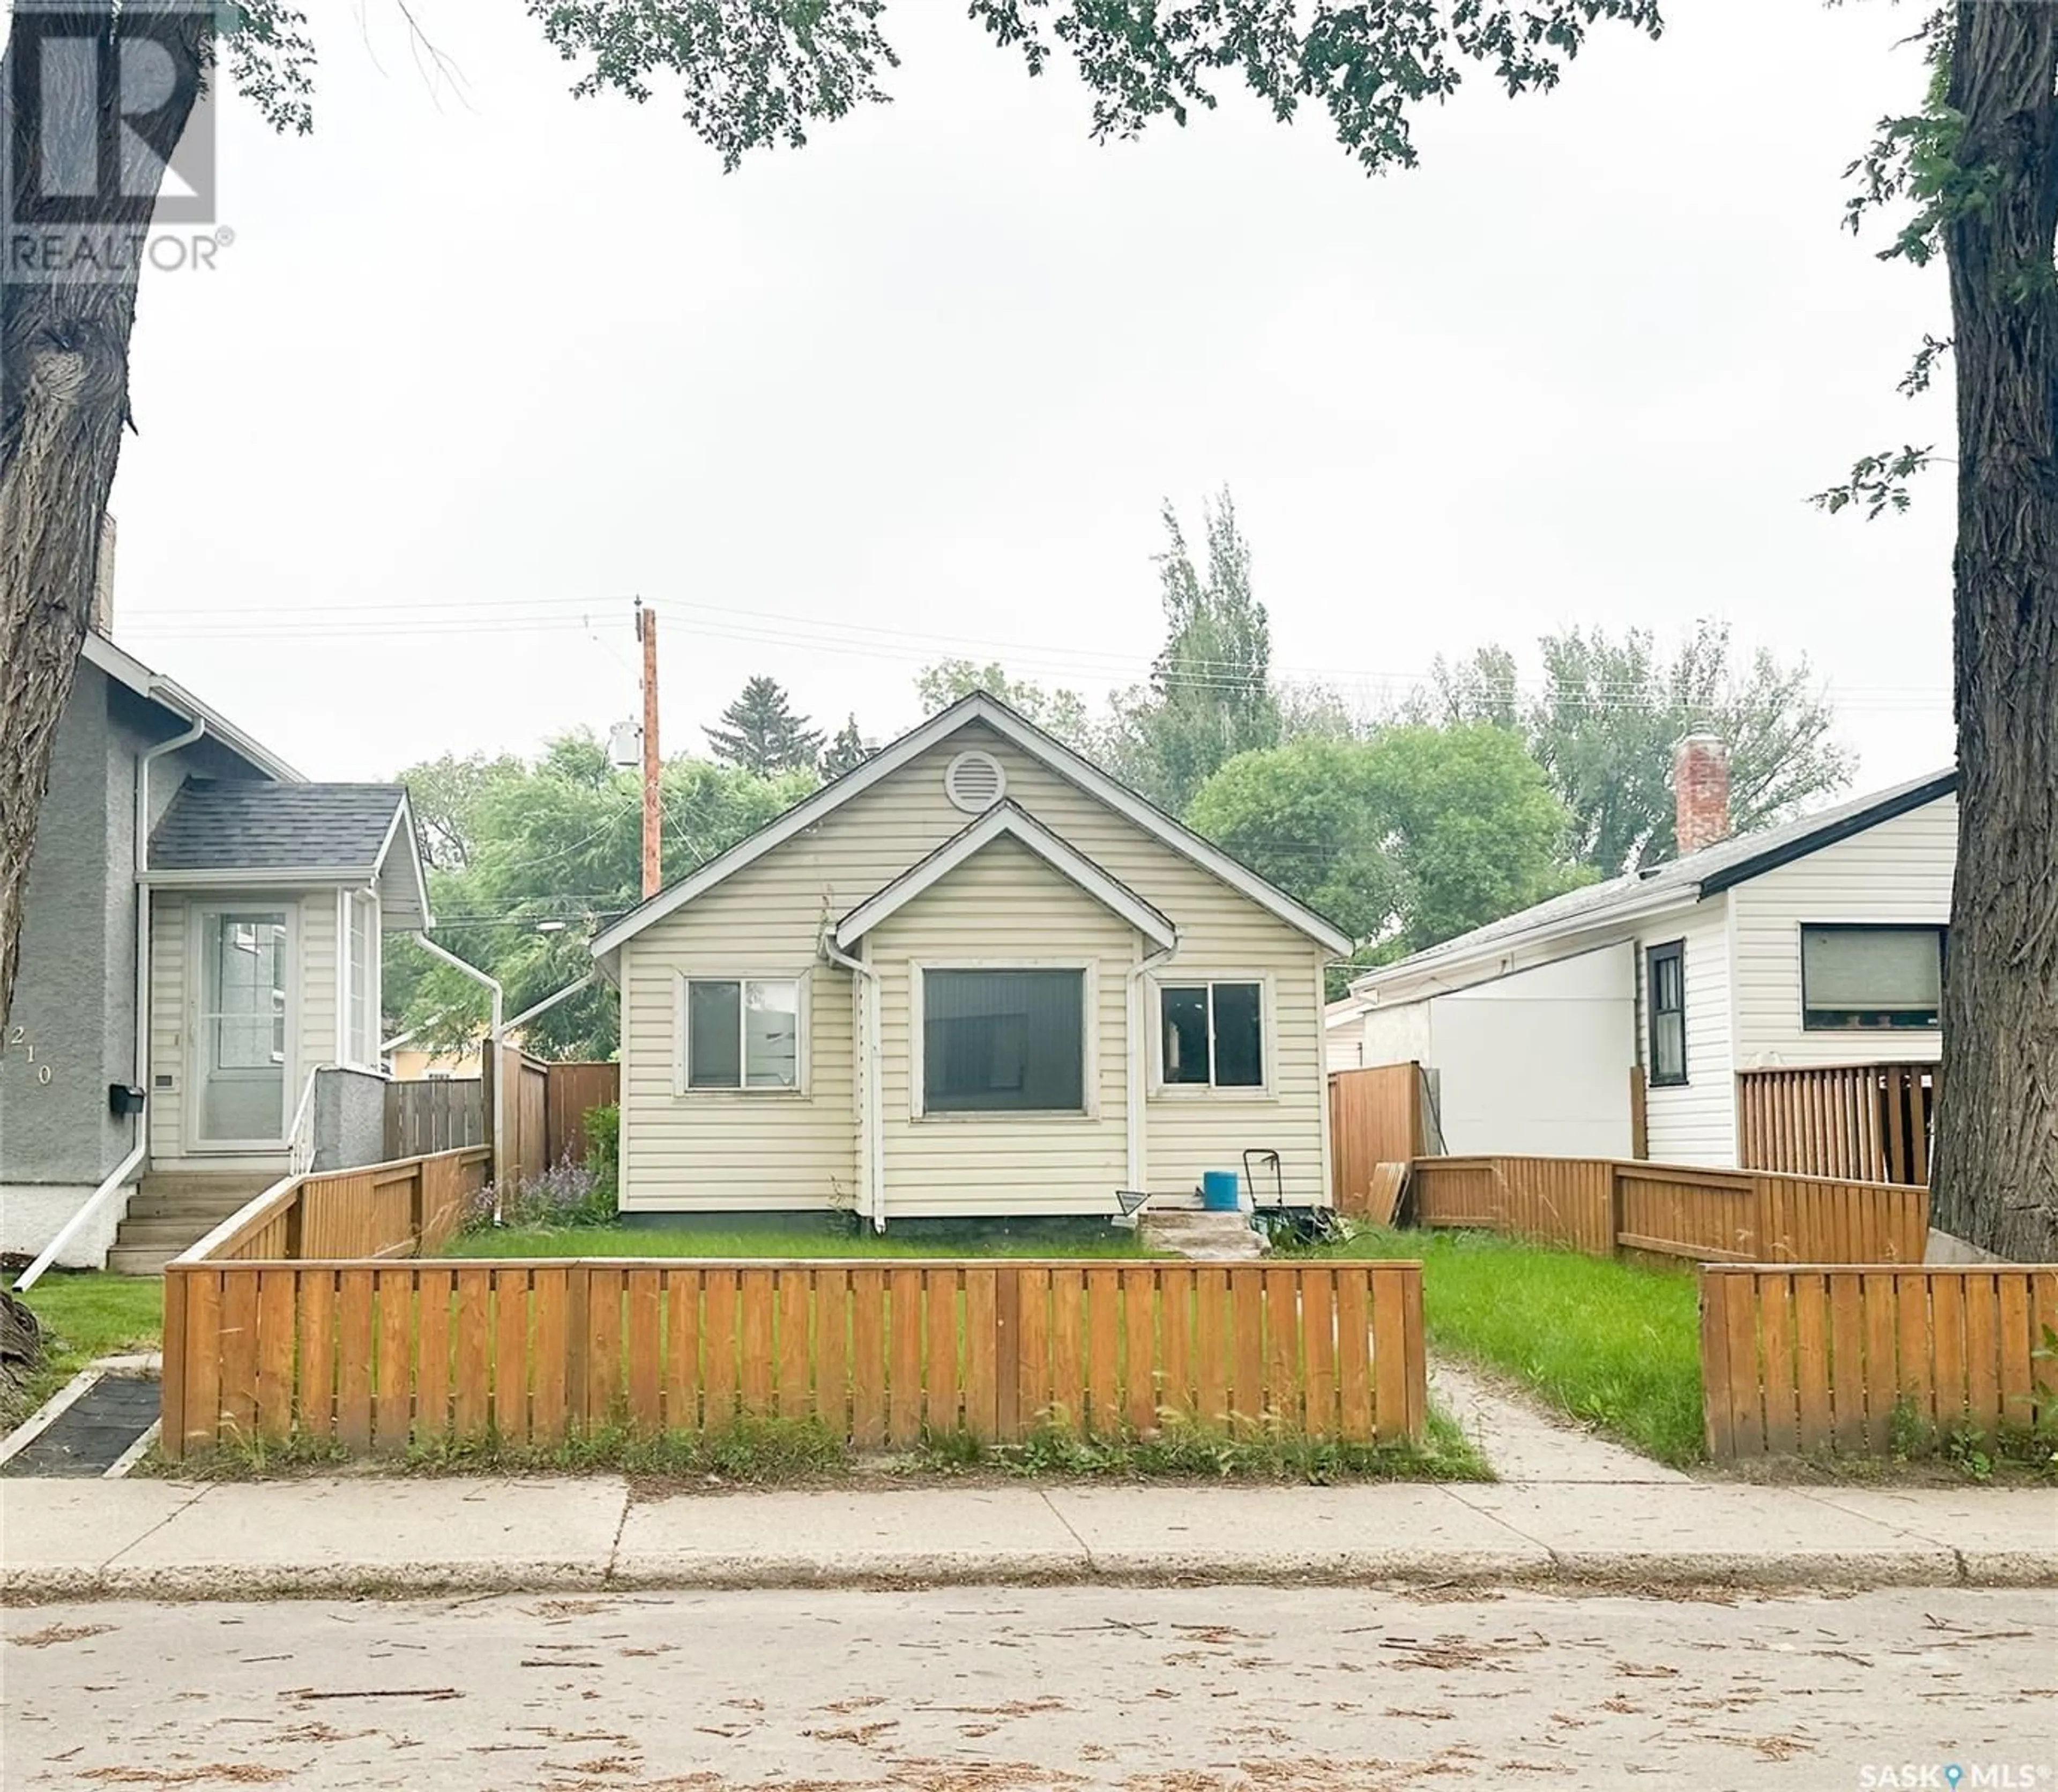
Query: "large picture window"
1801 925 1945 1030
922 968 1084 1114
1158 981 1265 1089
682 977 802 1089
1646 940 1686 1087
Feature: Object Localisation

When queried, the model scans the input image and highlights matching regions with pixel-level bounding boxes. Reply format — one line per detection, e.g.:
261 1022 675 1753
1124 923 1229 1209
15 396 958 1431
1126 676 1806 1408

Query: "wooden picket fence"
1736 1062 1940 1186
1409 1154 1928 1265
188 1147 491 1266
384 1077 485 1159
1700 1265 2058 1458
482 1048 620 1193
157 1257 1425 1461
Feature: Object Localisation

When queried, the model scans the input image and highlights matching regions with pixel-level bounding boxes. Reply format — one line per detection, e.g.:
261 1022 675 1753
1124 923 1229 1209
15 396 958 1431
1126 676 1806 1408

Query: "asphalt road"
4 1585 2053 1789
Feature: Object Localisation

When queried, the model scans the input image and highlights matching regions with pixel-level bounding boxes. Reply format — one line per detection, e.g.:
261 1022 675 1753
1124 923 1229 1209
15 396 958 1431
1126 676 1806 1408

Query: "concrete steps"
1140 1207 1269 1261
108 1173 274 1275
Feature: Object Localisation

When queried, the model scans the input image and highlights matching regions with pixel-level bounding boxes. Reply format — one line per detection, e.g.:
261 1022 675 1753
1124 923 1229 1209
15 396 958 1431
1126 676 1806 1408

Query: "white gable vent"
945 749 1006 813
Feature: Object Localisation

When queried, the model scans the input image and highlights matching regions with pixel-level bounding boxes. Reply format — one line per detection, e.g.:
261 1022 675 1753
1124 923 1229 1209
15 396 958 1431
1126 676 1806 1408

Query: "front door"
191 906 294 1148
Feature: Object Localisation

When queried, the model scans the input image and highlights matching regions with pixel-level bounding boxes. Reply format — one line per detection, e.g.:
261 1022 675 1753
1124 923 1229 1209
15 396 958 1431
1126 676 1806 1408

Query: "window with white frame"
1158 981 1265 1089
682 977 802 1090
922 968 1085 1114
346 892 379 1067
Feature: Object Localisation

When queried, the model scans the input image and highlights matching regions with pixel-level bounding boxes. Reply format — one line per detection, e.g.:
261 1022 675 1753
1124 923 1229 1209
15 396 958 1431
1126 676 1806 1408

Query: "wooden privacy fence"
1701 1265 2058 1458
384 1077 484 1159
158 1258 1426 1461
1329 1062 1426 1215
1410 1154 1929 1265
187 1147 491 1266
483 1048 619 1192
1736 1063 1940 1186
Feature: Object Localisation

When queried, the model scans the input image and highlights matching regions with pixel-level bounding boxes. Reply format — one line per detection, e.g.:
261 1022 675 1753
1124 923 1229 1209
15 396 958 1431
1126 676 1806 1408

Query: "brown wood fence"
1410 1154 1929 1265
1700 1264 2058 1457
1329 1063 1426 1215
158 1257 1426 1460
482 1048 619 1191
384 1078 484 1159
184 1147 493 1266
1736 1063 1940 1185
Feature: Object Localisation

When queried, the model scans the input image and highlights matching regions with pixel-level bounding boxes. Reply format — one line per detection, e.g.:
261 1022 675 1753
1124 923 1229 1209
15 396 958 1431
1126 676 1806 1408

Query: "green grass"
1299 1226 1706 1468
152 1409 1487 1486
443 1223 1153 1259
3 1272 164 1429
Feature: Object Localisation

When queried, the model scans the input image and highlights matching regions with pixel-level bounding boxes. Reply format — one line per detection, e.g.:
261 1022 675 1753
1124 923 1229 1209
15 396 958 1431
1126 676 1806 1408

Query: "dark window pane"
1647 944 1686 1086
1652 1014 1685 1083
925 970 1083 1112
1212 983 1264 1087
687 980 742 1088
1160 987 1210 1085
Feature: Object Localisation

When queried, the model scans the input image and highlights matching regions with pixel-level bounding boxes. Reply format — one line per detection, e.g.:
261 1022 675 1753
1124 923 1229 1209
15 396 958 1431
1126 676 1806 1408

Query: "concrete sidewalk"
3 1474 2052 1602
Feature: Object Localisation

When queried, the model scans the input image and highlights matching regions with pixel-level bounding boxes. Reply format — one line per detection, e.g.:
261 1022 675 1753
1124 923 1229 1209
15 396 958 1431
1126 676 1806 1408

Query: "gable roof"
83 631 302 783
146 781 433 927
591 693 1353 960
834 802 1179 952
1350 766 1957 999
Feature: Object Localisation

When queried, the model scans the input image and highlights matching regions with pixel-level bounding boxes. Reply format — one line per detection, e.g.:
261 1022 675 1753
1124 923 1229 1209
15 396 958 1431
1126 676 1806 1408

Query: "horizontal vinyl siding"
147 894 187 1164
299 890 338 1081
617 721 1330 1215
874 838 1132 1218
1728 794 1956 1067
1636 899 1736 1167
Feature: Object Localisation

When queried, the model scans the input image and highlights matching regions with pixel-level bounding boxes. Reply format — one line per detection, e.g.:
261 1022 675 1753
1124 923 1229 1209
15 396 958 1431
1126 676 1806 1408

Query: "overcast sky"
102 0 1956 792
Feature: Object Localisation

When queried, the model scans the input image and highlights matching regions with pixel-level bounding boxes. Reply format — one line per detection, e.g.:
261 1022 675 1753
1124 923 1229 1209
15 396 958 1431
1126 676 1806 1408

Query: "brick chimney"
1674 734 1731 855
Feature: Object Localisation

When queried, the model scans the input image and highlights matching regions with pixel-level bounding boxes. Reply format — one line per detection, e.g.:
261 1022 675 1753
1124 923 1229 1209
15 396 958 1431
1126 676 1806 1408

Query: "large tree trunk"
1929 3 2058 1260
0 4 205 1031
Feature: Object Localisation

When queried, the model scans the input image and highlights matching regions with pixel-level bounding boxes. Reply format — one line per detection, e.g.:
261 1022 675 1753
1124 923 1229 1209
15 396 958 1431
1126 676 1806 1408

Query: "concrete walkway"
1430 1356 1693 1484
3 1474 2052 1602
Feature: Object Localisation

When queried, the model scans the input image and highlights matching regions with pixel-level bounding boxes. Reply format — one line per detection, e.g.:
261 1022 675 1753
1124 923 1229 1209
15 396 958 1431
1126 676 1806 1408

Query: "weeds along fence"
159 1256 1427 1461
1699 1264 2058 1458
1408 1154 1929 1265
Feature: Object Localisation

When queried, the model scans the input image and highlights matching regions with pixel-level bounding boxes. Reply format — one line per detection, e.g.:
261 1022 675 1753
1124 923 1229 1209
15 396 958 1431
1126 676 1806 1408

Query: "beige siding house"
1329 757 1956 1170
592 696 1351 1226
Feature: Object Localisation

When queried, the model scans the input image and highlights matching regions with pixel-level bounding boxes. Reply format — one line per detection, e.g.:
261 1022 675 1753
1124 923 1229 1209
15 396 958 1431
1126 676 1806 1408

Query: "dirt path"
1431 1355 1692 1484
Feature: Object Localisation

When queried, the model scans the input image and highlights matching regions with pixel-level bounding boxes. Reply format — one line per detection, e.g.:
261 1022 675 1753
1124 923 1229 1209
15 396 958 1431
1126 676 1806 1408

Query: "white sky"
105 0 1957 790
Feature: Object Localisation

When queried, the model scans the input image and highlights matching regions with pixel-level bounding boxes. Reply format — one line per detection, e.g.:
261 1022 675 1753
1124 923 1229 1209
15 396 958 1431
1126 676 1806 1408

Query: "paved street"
6 1585 2053 1789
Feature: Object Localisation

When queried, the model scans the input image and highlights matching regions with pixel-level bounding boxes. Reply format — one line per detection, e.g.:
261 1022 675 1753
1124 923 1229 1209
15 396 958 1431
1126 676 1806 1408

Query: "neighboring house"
1 628 430 1270
592 693 1352 1226
1328 740 1956 1169
386 1044 483 1080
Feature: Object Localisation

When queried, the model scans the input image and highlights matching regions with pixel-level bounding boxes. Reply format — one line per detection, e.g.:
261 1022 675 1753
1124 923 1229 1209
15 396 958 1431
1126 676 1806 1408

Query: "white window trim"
910 959 1100 1123
673 970 811 1097
340 888 382 1072
1147 973 1276 1099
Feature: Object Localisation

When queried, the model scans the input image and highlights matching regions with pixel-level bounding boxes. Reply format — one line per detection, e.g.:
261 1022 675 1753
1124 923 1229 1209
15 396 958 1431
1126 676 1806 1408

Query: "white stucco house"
592 693 1352 1226
1326 751 1957 1171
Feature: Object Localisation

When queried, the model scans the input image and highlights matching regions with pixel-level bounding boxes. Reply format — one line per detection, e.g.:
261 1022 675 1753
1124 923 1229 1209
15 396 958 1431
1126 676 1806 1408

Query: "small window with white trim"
682 976 802 1090
1801 925 1945 1030
1158 981 1264 1090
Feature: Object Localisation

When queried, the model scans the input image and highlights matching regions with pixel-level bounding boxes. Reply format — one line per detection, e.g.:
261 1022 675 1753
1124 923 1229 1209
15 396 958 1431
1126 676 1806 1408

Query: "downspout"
1126 937 1178 1196
23 693 204 1287
412 934 503 1219
820 935 884 1232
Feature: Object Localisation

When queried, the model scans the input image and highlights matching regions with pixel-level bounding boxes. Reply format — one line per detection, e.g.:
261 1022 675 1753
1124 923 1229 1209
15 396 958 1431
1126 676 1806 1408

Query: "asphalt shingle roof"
1356 766 1957 986
150 780 407 874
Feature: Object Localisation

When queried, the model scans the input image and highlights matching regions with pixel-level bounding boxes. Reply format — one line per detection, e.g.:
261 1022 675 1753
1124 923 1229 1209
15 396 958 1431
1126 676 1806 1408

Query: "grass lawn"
1306 1226 1705 1468
3 1271 165 1429
442 1223 1154 1260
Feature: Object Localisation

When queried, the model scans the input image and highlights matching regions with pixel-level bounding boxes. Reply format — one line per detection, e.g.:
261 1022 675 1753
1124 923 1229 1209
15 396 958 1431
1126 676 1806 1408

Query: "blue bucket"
1200 1170 1242 1213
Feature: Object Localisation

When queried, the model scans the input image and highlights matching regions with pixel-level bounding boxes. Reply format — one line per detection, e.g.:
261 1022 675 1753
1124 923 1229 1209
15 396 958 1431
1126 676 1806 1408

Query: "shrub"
467 1155 617 1233
584 1102 620 1203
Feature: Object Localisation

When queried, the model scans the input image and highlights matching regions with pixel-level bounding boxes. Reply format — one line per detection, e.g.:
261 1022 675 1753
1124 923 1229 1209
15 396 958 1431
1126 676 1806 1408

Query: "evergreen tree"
821 714 873 779
704 676 824 776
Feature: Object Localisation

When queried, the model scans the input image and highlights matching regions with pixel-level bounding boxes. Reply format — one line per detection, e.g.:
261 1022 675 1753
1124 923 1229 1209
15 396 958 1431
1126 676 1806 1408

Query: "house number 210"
5 1025 53 1083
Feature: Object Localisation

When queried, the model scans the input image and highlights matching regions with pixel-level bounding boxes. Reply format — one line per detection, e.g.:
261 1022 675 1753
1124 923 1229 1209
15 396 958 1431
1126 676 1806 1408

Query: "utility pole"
637 599 661 899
